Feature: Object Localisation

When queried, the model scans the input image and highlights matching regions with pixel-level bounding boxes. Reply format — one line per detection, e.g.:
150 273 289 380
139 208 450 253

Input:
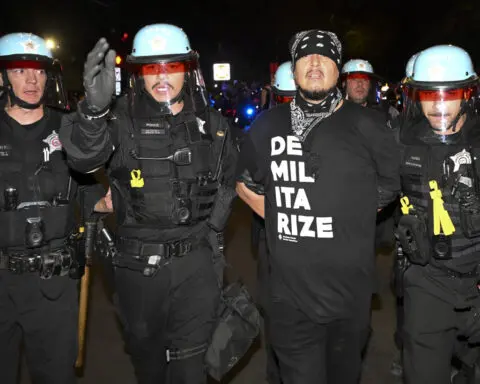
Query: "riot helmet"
341 59 378 105
405 53 419 80
0 33 67 110
271 62 296 106
400 52 420 99
404 45 478 139
126 24 207 116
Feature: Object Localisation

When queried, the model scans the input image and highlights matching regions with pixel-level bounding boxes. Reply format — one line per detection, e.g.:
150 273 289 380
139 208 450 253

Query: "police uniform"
397 45 480 384
60 24 238 383
0 33 103 384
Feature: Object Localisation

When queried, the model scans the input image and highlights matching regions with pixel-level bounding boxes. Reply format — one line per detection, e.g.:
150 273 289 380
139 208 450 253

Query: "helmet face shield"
416 88 469 102
270 87 295 106
402 45 480 141
345 73 371 81
0 57 67 110
406 85 477 133
127 55 208 115
272 94 294 105
343 72 375 104
139 61 193 75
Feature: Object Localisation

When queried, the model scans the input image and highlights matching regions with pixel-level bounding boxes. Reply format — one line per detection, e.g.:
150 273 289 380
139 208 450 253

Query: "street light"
45 38 59 50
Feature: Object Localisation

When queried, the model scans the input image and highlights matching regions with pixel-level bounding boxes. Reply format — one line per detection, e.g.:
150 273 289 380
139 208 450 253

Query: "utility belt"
0 245 76 279
398 185 480 267
429 262 479 279
397 211 458 264
114 234 208 277
396 218 479 279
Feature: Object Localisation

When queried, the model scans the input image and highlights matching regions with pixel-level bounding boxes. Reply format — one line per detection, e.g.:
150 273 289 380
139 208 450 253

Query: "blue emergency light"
245 107 255 116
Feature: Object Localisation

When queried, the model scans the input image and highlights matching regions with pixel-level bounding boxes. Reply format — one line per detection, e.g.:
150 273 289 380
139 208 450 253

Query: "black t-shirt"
237 100 401 321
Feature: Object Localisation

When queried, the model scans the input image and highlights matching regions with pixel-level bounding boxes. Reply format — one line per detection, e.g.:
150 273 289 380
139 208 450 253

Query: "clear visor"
128 59 208 113
1 59 68 109
345 73 372 81
407 86 475 132
271 94 294 106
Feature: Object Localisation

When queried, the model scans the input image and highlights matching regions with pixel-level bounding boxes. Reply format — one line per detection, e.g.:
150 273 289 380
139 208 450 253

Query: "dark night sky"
3 0 480 90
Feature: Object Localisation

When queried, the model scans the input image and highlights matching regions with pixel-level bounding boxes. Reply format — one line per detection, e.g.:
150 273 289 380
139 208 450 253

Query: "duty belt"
117 237 196 259
0 247 74 279
430 263 479 279
115 236 206 277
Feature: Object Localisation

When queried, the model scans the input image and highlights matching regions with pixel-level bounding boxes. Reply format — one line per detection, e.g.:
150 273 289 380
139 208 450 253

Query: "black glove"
83 38 116 113
237 169 264 195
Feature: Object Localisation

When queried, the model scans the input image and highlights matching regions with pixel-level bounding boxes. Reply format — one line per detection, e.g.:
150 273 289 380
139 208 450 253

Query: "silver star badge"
196 117 206 134
450 149 472 172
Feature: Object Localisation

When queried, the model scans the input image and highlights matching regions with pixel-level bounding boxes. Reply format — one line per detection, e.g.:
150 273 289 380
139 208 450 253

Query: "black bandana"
289 30 342 69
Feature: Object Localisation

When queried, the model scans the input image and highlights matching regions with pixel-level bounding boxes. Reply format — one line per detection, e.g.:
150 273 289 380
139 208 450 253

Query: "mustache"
152 82 173 90
306 69 324 77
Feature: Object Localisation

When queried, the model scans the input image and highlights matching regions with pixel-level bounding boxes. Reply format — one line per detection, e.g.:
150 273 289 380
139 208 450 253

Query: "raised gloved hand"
83 38 116 113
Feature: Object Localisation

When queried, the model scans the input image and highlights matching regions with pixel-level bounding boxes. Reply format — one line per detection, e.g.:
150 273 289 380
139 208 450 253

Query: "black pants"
266 297 369 384
394 297 404 350
256 230 282 384
403 264 480 384
0 271 78 384
114 246 220 384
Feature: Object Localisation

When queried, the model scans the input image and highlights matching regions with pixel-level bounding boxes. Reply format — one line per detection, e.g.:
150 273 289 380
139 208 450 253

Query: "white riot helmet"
404 45 478 136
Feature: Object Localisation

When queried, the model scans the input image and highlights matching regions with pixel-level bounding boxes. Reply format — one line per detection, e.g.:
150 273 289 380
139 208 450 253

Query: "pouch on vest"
0 205 74 248
397 214 431 265
459 194 480 238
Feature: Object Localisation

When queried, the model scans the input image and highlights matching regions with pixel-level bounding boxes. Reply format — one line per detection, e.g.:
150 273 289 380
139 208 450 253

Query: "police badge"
42 130 62 154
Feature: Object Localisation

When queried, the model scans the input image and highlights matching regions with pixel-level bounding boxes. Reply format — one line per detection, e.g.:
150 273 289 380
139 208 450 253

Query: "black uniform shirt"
0 108 103 247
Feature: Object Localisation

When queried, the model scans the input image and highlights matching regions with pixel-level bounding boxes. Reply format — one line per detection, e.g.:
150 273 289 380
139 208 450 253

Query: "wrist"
79 100 110 120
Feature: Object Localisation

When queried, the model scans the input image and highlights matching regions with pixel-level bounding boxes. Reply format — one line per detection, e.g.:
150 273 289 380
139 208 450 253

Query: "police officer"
59 24 238 383
342 58 399 251
0 33 107 384
269 62 296 108
398 45 480 384
341 59 400 126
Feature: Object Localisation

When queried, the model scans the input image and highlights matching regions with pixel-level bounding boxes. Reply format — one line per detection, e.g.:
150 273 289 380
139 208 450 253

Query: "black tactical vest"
108 102 226 232
399 122 480 260
0 108 75 249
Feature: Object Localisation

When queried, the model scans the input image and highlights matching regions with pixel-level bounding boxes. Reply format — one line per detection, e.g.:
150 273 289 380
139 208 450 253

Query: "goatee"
299 85 337 101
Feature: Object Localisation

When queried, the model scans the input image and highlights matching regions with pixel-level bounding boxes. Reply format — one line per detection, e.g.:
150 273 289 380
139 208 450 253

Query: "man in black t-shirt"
236 30 400 384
